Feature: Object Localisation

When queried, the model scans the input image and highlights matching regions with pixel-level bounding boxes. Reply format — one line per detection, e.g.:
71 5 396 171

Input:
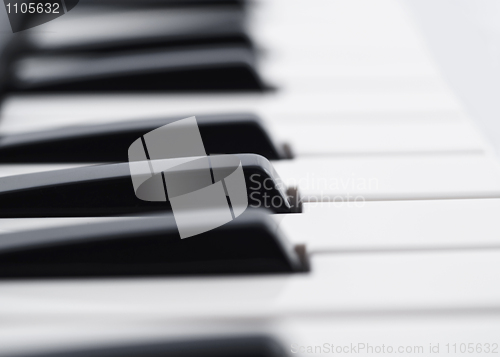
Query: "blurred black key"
20 3 250 53
0 114 290 163
6 45 266 92
0 210 305 277
0 154 301 217
14 335 289 357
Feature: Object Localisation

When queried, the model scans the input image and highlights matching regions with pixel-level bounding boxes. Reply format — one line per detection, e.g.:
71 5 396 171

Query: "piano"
0 0 499 356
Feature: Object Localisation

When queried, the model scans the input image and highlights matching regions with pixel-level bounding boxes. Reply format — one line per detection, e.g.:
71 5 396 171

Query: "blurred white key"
269 118 485 156
251 0 428 51
272 154 500 201
252 0 445 90
0 92 462 133
279 315 500 357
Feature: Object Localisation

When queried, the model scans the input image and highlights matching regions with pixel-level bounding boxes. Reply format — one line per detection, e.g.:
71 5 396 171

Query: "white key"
277 199 500 251
272 154 500 201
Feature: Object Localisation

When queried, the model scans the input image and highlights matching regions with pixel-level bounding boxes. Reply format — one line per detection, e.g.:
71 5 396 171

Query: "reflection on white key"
272 155 500 201
276 199 500 252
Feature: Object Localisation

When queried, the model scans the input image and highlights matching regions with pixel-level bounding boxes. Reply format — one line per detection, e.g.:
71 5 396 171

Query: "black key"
0 210 306 277
0 114 290 163
5 45 267 92
13 335 289 357
0 154 302 217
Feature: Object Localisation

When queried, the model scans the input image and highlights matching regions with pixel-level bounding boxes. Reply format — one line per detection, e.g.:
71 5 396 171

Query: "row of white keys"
260 0 500 338
250 0 491 157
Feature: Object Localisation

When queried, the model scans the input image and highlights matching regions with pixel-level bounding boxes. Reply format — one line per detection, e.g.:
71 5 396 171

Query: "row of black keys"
1 0 267 93
0 114 307 277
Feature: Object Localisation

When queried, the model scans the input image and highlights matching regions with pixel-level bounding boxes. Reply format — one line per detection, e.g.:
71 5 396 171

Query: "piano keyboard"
0 0 499 356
